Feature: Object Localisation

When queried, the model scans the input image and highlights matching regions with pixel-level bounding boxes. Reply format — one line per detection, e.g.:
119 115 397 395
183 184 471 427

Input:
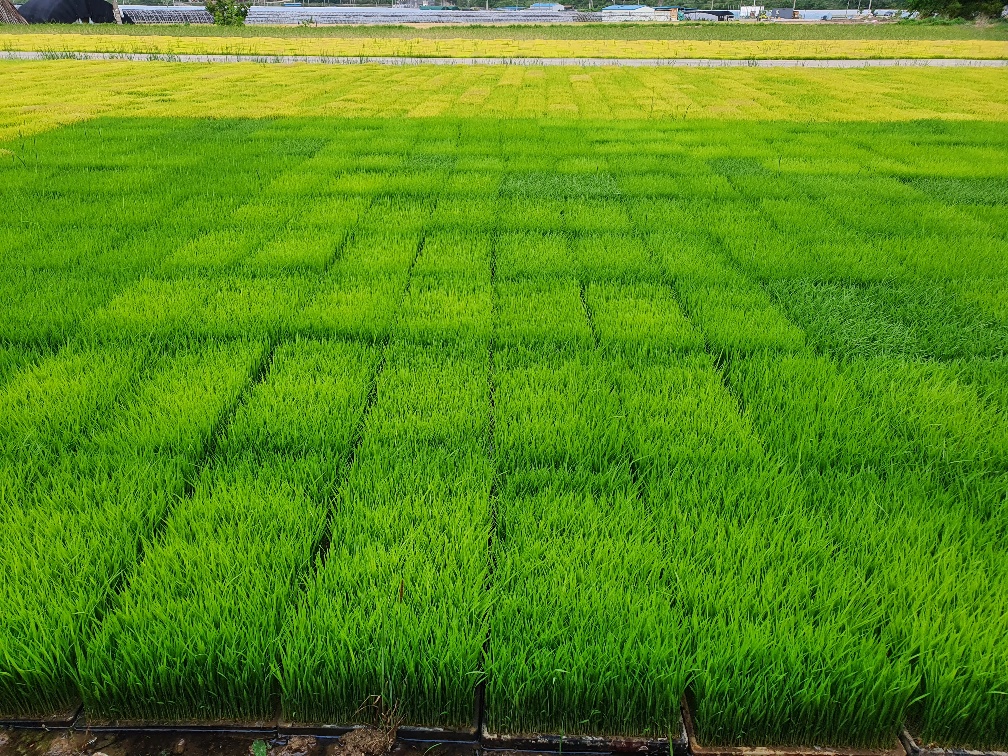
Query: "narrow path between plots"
2 51 1007 67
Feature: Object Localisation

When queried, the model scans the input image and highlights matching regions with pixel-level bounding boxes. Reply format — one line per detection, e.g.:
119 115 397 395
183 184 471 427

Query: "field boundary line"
2 51 1007 67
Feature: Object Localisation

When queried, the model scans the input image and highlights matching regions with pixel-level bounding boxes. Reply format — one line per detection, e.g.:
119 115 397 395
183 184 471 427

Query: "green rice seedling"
832 201 991 246
261 168 340 202
677 468 922 748
869 360 1008 479
644 229 740 287
358 197 434 236
960 205 1008 246
704 156 777 195
1 340 263 717
586 281 703 359
624 198 691 235
572 233 658 284
396 278 492 347
85 275 306 345
759 200 860 247
553 155 610 175
599 149 685 179
219 338 379 478
620 173 737 204
439 170 500 199
229 200 302 235
610 348 924 747
1 458 187 716
908 487 1008 749
246 228 346 273
489 352 761 738
282 448 491 728
956 277 1008 327
363 340 489 451
161 227 270 273
488 474 684 737
34 125 335 277
867 232 1006 282
495 278 592 351
718 215 901 284
281 341 490 727
91 340 267 463
494 346 626 477
5 224 136 274
903 176 1008 210
729 352 1008 482
720 351 1008 746
0 344 36 387
495 232 573 281
768 280 1008 361
107 225 209 279
678 279 805 356
82 338 374 720
298 274 405 343
404 149 458 175
296 197 370 233
335 232 419 280
0 120 282 277
615 352 762 487
427 199 498 234
0 343 147 471
413 231 492 283
500 173 619 206
0 270 129 347
562 200 632 236
452 155 506 177
380 171 451 200
2 115 1008 747
495 198 567 234
328 170 391 198
82 457 328 721
790 174 918 208
951 358 1008 421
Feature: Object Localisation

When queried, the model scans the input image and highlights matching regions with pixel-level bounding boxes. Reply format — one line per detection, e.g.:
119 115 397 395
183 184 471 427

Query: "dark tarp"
18 0 115 22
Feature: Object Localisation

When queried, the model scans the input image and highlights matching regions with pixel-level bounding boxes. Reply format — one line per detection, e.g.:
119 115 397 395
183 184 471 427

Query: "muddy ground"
0 730 487 756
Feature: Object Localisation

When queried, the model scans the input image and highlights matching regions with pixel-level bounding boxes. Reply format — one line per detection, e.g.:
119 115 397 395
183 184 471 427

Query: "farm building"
681 7 734 19
600 3 655 19
653 6 682 19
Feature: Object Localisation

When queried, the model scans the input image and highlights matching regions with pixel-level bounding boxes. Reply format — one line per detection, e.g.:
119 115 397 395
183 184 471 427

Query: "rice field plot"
5 29 1008 61
0 114 1006 751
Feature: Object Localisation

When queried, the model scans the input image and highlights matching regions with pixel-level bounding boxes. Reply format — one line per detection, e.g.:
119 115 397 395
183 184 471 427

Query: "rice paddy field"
1 57 1007 751
2 30 1007 59
2 20 1006 60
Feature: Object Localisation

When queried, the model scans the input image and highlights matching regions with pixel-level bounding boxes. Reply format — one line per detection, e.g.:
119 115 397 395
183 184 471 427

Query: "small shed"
600 3 656 20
